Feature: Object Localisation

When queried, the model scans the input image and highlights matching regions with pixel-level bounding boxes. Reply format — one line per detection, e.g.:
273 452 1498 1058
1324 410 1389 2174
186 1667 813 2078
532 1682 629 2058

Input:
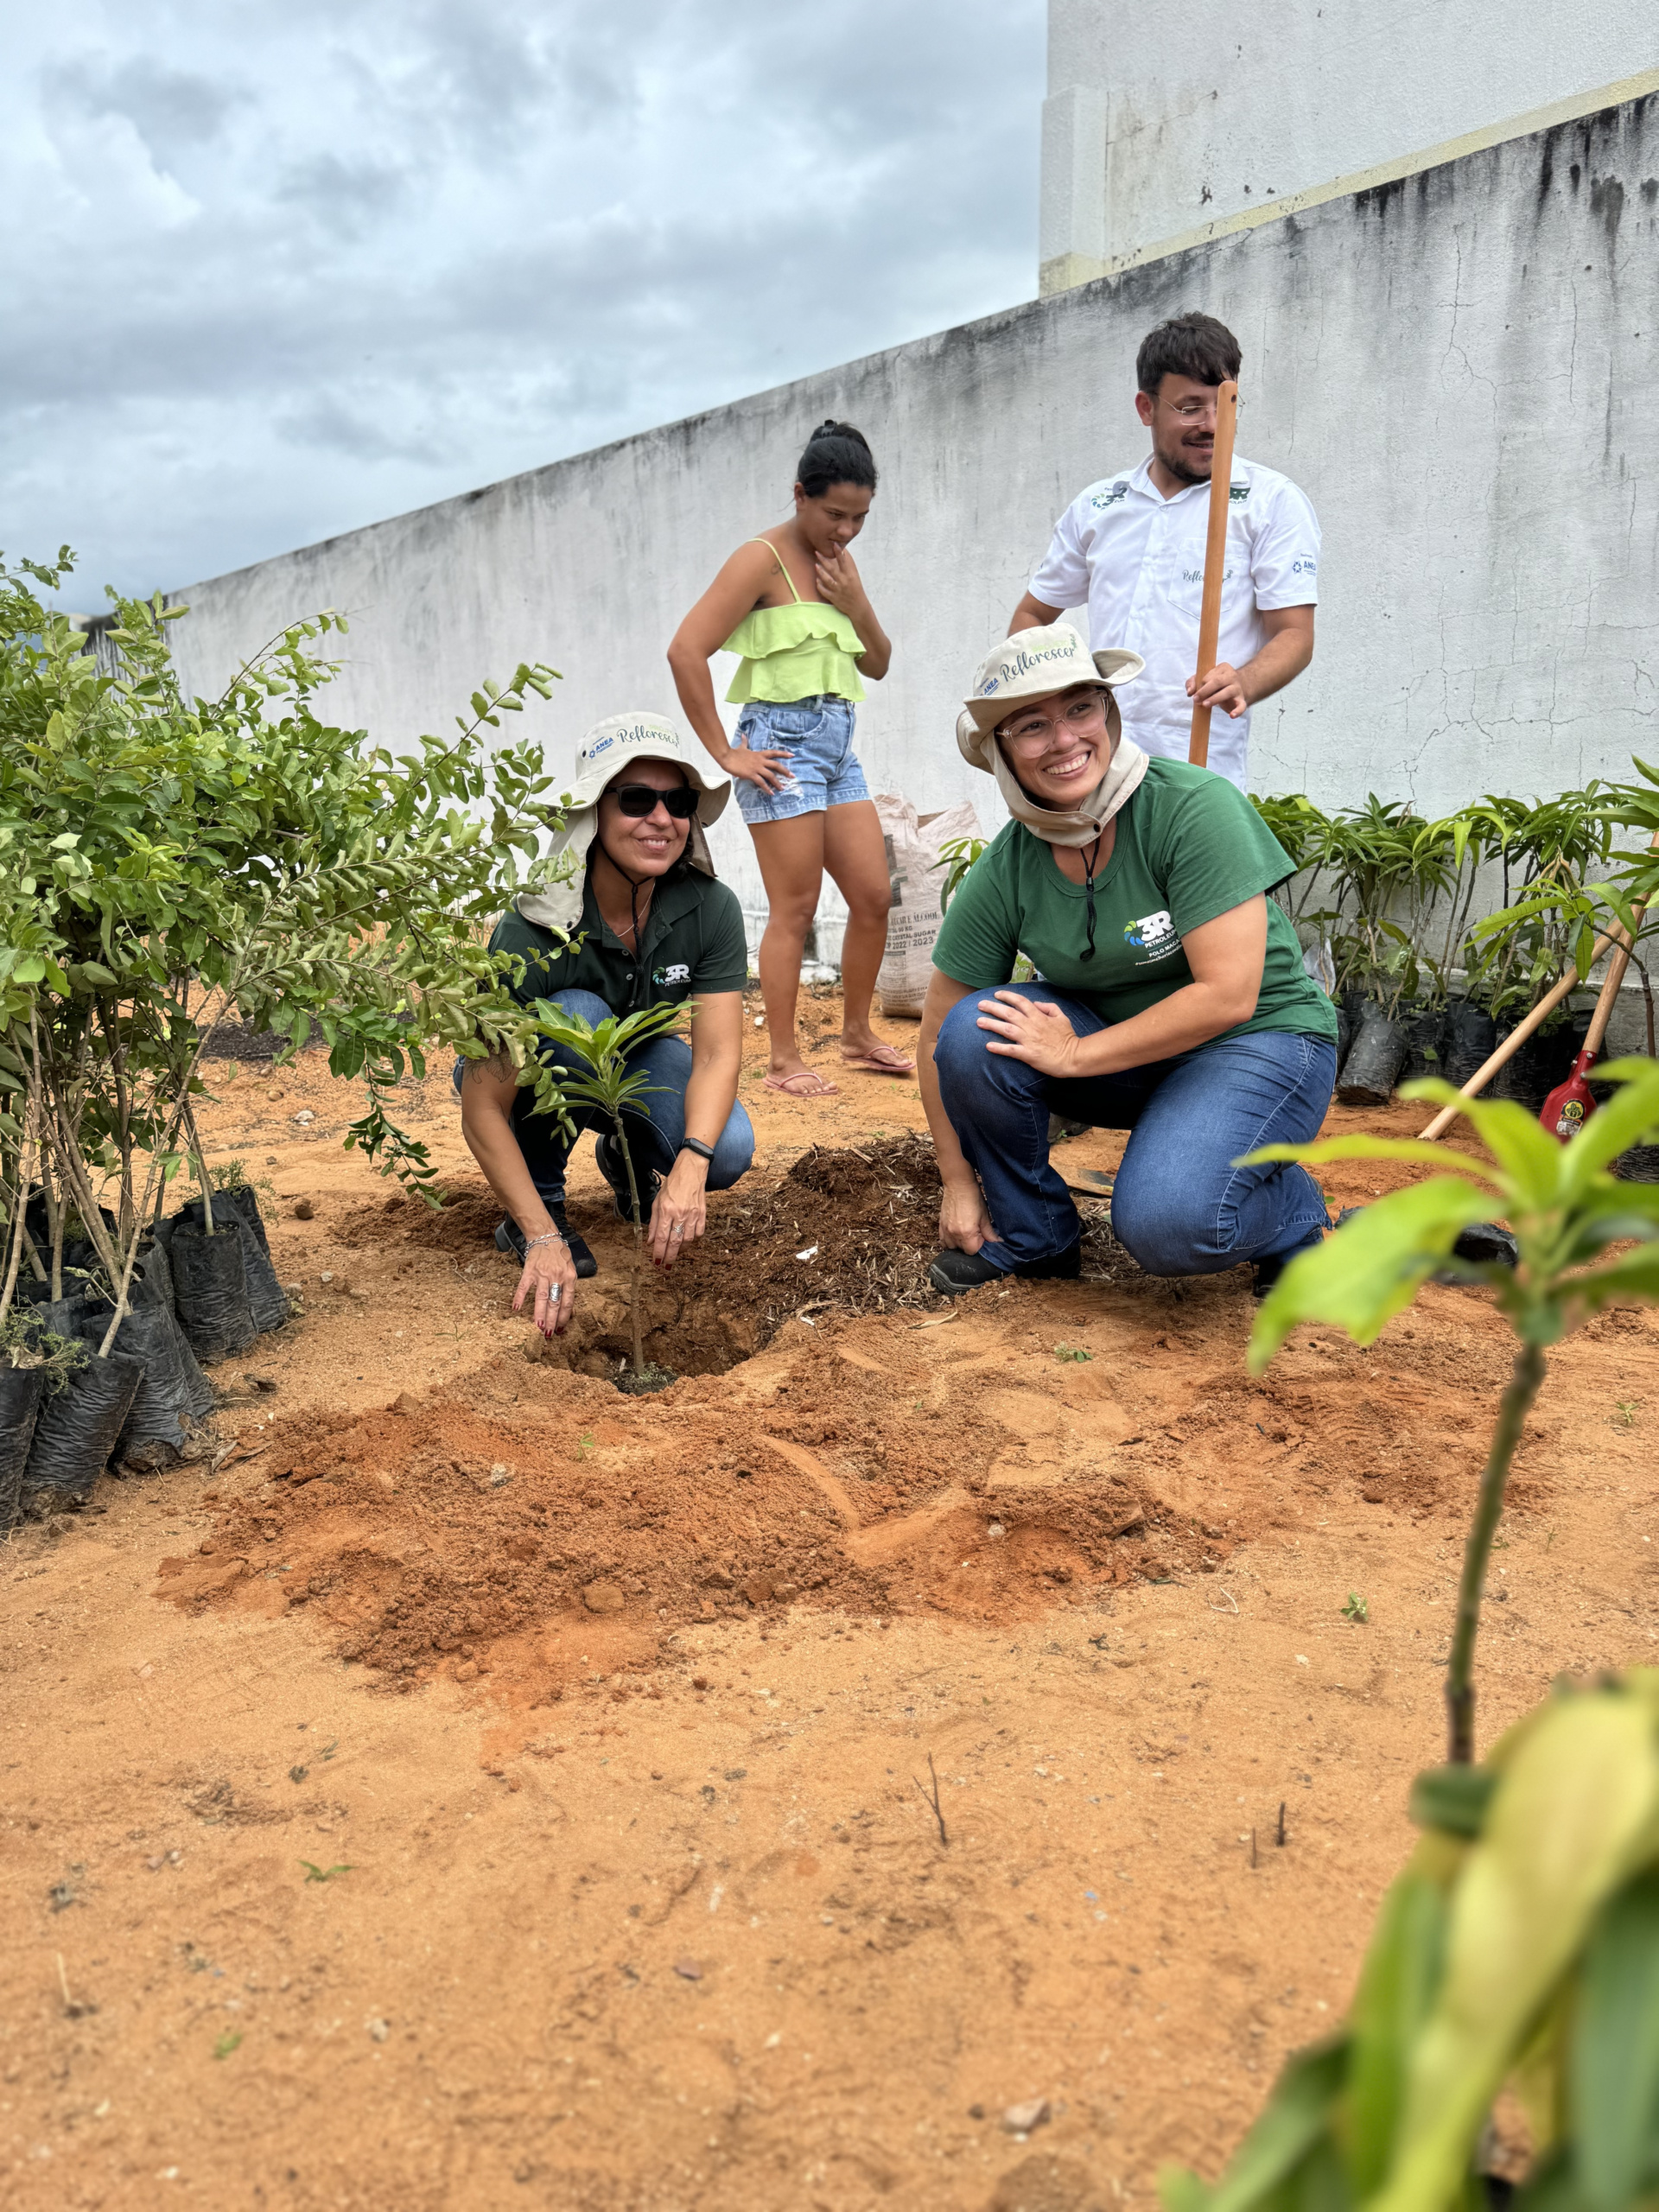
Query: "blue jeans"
454 988 755 1205
731 696 867 825
934 983 1335 1276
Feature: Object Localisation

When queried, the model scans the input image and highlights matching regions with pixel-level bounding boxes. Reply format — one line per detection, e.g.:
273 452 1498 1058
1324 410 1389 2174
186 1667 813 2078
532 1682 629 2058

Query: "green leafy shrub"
0 548 569 1348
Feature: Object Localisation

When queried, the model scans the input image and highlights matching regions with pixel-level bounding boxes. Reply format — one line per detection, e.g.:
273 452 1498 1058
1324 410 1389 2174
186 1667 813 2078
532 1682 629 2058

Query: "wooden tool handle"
1187 379 1240 770
1583 918 1639 1058
1417 928 1618 1141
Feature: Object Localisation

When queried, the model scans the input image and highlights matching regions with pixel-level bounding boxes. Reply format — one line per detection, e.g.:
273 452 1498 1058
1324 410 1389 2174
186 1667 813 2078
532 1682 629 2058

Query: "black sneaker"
495 1204 596 1280
594 1134 660 1224
927 1242 1083 1298
1250 1233 1326 1299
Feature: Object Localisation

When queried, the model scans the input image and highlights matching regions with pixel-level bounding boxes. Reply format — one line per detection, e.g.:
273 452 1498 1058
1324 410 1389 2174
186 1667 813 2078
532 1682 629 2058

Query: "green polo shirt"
932 758 1336 1045
490 861 749 1016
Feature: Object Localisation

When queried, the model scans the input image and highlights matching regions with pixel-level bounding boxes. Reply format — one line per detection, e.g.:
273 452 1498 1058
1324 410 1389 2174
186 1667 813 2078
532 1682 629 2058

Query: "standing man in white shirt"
1007 313 1319 791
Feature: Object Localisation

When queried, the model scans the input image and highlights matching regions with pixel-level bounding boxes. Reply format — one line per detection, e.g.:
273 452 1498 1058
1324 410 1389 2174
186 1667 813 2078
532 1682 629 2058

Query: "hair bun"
795 419 878 497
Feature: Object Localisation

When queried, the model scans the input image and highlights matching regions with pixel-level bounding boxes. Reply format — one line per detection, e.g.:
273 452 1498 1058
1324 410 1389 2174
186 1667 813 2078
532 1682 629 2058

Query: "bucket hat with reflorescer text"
515 711 731 934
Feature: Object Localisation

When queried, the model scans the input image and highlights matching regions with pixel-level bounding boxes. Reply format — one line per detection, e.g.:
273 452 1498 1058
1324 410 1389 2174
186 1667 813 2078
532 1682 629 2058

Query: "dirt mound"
162 1300 1175 1688
158 1128 1541 1699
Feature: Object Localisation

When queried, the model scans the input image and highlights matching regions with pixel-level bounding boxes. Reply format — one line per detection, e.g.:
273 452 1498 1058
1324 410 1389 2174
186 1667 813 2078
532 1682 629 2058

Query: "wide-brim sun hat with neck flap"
956 624 1149 853
516 711 731 934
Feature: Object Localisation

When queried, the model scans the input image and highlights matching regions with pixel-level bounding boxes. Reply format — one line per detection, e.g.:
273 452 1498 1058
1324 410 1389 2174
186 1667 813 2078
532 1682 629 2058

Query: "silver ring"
549 1285 562 1300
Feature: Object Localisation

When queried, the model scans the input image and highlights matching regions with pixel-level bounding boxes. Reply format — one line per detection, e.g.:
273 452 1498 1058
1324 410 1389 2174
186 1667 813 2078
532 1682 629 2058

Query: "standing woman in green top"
668 420 912 1096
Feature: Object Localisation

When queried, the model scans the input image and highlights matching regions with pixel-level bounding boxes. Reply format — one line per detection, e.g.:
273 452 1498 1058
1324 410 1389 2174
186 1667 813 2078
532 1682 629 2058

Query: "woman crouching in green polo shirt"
458 714 753 1338
920 626 1337 1297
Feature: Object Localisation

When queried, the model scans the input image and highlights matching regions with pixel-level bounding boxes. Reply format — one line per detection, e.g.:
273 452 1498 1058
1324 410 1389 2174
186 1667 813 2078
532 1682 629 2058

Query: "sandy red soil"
3 989 1656 2209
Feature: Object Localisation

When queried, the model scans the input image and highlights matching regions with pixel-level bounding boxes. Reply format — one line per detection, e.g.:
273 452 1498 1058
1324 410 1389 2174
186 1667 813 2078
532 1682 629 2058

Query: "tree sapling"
527 997 691 1392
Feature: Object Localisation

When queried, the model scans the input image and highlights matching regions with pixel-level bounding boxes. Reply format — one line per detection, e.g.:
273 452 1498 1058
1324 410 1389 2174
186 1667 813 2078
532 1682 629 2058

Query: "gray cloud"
48 54 244 157
3 0 1042 601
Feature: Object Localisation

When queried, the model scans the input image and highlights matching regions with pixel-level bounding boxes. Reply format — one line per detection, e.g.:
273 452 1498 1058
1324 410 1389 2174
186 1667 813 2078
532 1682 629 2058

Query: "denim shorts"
731 696 868 826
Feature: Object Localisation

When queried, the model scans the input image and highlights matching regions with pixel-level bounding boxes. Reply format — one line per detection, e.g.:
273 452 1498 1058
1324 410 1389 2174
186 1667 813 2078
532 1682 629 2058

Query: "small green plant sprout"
1246 1062 1659 1767
300 1860 354 1883
528 996 690 1392
937 834 988 913
575 1432 594 1459
213 2031 243 2060
1342 1591 1370 1624
1616 1399 1641 1427
1053 1343 1095 1363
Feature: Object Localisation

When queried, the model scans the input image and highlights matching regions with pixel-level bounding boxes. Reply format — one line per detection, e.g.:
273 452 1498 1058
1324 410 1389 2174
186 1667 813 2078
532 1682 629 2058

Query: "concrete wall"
170 94 1659 969
1041 0 1657 291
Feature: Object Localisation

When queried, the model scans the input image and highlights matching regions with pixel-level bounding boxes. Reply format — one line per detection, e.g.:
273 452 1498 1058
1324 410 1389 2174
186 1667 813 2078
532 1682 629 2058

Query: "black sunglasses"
613 783 697 819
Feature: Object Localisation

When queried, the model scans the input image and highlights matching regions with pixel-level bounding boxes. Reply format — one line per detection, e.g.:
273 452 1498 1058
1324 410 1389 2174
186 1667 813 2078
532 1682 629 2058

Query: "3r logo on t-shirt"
1123 910 1179 960
653 962 691 986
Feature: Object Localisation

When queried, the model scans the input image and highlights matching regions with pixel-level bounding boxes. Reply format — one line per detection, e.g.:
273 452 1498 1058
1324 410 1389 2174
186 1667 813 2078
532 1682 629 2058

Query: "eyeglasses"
1160 395 1245 420
613 784 697 818
997 695 1107 753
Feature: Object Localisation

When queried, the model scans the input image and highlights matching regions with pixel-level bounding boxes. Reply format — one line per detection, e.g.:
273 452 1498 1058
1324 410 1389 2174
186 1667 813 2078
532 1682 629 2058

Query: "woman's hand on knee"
938 1177 994 1255
512 1238 576 1337
977 991 1086 1079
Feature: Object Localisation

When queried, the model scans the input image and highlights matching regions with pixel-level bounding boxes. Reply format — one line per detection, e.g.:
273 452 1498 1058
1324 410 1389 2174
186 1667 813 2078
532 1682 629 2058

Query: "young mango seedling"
1248 1060 1659 1765
1158 1061 1659 2211
529 996 690 1393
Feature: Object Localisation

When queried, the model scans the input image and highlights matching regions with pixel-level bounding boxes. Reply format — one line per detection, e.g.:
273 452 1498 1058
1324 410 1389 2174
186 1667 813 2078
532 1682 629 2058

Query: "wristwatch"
679 1137 715 1162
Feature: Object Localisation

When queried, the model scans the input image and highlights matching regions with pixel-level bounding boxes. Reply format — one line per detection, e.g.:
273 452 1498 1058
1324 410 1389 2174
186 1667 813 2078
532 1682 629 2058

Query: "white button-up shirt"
1029 453 1320 790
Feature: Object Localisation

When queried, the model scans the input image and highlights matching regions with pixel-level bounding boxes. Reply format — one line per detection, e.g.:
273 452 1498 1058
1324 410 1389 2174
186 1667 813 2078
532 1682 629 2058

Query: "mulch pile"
334 1132 1138 1356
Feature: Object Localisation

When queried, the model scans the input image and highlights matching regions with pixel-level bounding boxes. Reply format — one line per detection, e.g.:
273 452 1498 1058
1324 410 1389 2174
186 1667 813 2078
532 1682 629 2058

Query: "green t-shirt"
932 759 1336 1045
490 861 749 1017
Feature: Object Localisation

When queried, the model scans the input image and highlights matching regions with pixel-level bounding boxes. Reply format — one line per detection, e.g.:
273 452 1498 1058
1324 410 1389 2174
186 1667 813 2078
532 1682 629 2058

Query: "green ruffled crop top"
721 537 867 705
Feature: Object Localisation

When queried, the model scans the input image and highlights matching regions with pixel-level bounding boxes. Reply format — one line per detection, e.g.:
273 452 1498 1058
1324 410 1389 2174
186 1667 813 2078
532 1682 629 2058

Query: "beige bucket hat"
957 624 1144 752
516 712 730 933
955 625 1149 851
565 711 731 816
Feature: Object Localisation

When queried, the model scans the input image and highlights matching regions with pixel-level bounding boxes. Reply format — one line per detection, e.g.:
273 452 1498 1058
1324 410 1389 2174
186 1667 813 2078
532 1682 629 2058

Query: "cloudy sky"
5 0 1045 607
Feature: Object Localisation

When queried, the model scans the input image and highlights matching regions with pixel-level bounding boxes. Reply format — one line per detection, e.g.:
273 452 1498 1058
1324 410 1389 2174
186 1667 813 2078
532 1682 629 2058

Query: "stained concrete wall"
1042 0 1657 289
169 95 1659 967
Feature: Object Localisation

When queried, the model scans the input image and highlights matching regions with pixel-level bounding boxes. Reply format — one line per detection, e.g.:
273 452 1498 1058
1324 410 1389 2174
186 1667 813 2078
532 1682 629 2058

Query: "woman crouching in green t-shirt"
919 625 1338 1297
